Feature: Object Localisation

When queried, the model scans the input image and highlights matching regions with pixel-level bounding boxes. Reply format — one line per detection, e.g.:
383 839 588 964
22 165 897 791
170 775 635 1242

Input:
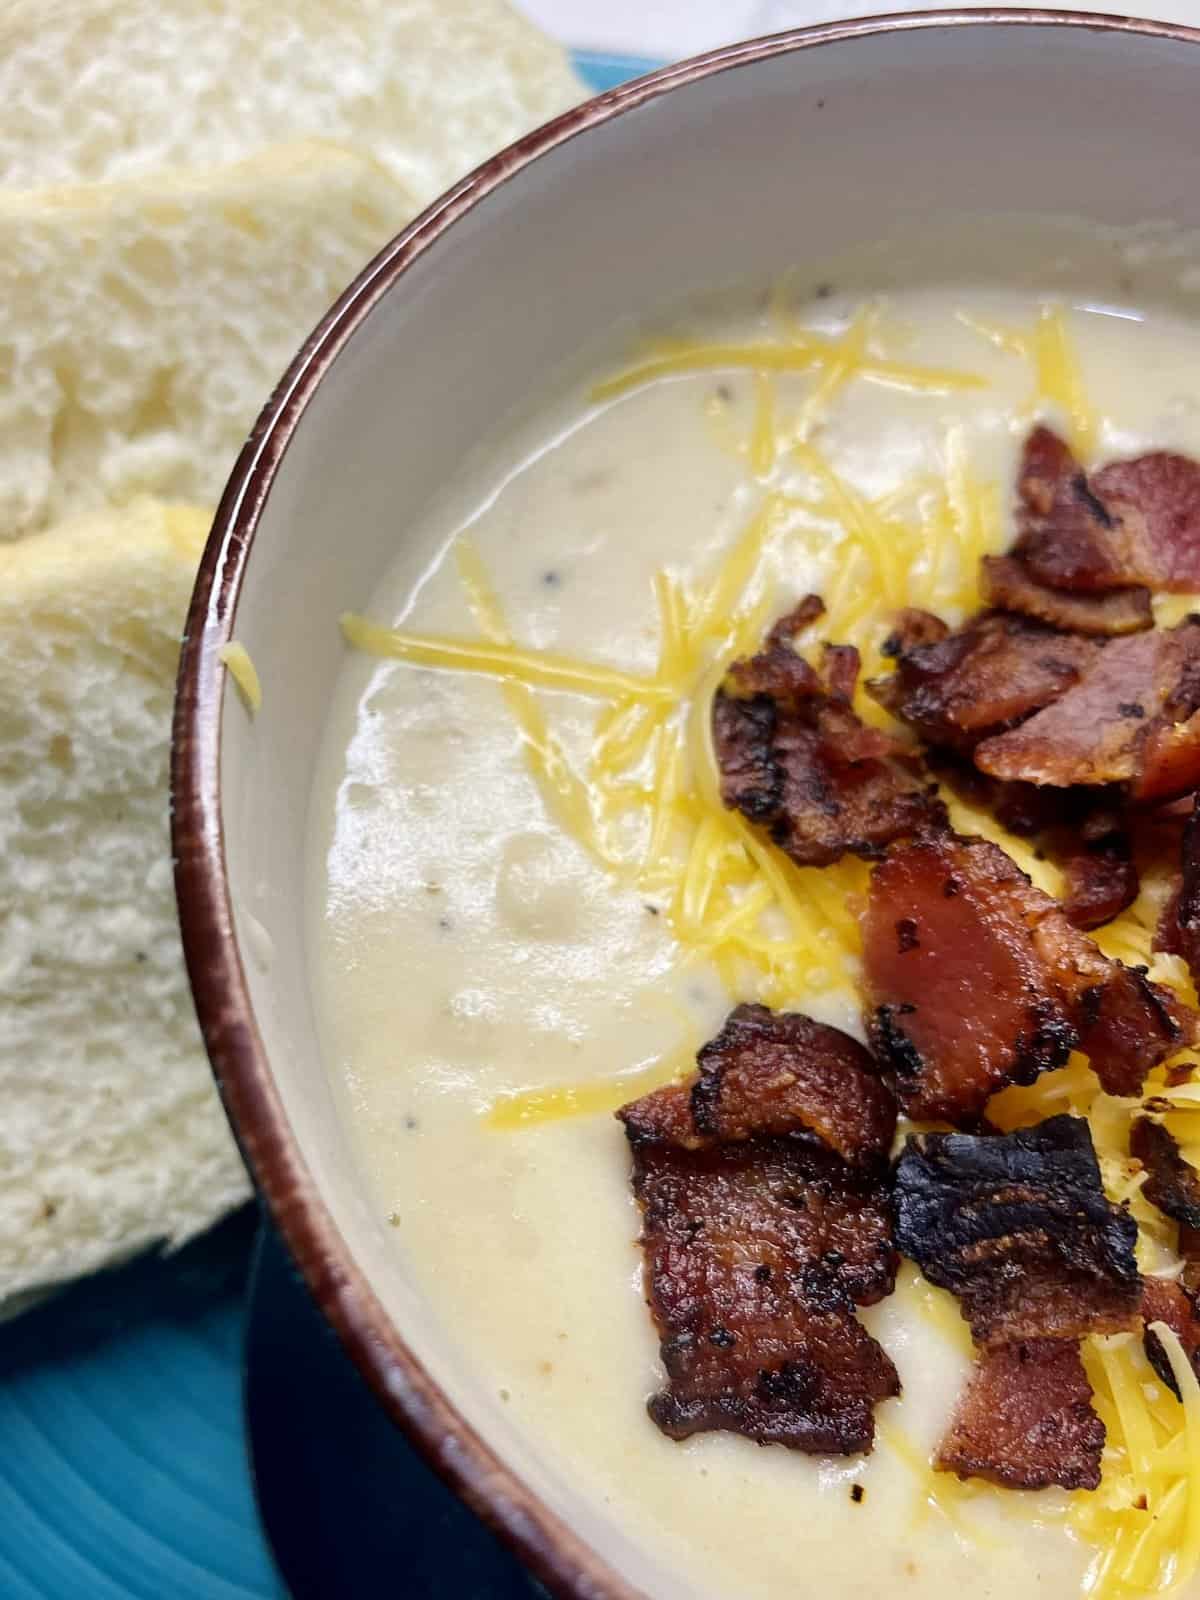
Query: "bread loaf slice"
0 497 250 1308
0 0 582 202
0 0 584 1305
0 140 420 538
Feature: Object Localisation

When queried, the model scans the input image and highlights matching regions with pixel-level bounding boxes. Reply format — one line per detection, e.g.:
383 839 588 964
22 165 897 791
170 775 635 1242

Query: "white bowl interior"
218 19 1200 1596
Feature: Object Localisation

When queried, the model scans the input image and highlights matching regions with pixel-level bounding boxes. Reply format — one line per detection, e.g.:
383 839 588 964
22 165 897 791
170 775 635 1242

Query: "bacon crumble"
1015 425 1200 595
714 602 945 865
894 1117 1142 1349
1155 796 1200 991
895 1117 1135 1489
935 1339 1105 1490
618 1008 900 1455
1143 1276 1200 1399
1131 1116 1200 1233
975 619 1200 801
691 1003 896 1169
862 831 1196 1121
1130 1115 1200 1387
1061 841 1139 931
867 610 1099 755
981 552 1152 638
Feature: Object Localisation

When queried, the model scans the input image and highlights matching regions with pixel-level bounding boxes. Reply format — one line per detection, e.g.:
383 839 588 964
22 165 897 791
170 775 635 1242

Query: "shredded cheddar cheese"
486 1047 694 1130
590 329 987 404
959 303 1099 461
338 612 670 703
342 298 1200 1596
218 640 262 713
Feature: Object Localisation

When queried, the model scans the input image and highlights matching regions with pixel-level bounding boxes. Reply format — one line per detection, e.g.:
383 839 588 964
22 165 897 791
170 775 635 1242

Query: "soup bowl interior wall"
177 15 1200 1599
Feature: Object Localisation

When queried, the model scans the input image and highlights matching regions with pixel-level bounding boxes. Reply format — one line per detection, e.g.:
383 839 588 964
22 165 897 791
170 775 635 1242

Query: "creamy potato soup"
308 275 1200 1599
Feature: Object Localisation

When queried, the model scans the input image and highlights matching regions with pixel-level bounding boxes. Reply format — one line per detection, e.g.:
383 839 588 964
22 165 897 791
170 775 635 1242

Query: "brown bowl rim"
171 10 1200 1597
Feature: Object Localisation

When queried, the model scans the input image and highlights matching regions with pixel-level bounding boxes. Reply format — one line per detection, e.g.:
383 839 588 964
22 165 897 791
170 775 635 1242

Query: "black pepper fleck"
815 282 833 299
896 917 920 953
708 1326 736 1349
942 877 960 898
1118 701 1146 719
644 903 660 916
403 1115 419 1131
754 1263 773 1284
542 569 562 587
850 1484 865 1504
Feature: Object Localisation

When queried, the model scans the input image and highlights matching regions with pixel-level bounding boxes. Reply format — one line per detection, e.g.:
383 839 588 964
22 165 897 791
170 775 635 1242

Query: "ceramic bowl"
172 12 1200 1596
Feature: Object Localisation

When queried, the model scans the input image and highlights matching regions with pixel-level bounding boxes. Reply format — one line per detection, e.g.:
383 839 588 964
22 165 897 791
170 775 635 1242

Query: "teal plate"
0 1210 281 1600
0 48 658 1600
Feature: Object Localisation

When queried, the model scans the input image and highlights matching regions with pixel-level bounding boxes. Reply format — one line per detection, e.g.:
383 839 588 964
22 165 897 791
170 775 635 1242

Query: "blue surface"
0 1210 282 1600
0 47 658 1600
567 50 661 92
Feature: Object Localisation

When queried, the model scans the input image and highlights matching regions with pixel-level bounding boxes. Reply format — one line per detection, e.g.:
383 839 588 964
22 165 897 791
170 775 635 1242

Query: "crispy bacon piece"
975 620 1200 801
930 758 1138 931
1155 796 1200 988
714 608 944 866
691 1004 896 1169
620 1078 899 1454
935 1339 1104 1490
981 552 1151 638
619 1081 705 1149
1015 425 1200 594
1061 844 1139 931
862 831 1194 1119
1015 425 1141 594
1093 451 1200 593
894 1117 1142 1349
723 597 826 705
882 608 949 655
1143 1277 1200 1398
1133 1118 1200 1393
1131 1117 1200 1232
927 751 1069 837
867 610 1099 754
865 831 1075 1121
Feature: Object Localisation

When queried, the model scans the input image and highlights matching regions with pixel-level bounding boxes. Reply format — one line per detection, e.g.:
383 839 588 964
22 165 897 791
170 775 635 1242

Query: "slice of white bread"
0 0 583 1305
0 140 421 538
0 0 582 203
0 497 250 1307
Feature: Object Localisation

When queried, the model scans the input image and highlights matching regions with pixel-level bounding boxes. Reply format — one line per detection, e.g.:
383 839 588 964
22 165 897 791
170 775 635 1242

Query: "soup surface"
307 275 1200 1598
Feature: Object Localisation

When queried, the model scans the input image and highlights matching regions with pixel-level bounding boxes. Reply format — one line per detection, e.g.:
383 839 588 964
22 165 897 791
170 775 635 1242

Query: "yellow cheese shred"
340 296 1200 1597
486 1047 693 1130
590 331 986 404
958 303 1099 461
1033 304 1100 463
339 612 670 703
218 640 262 713
1071 1328 1200 1598
451 542 610 869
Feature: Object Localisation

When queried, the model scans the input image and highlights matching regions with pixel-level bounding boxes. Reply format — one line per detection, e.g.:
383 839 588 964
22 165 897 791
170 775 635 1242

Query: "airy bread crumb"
0 499 251 1305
